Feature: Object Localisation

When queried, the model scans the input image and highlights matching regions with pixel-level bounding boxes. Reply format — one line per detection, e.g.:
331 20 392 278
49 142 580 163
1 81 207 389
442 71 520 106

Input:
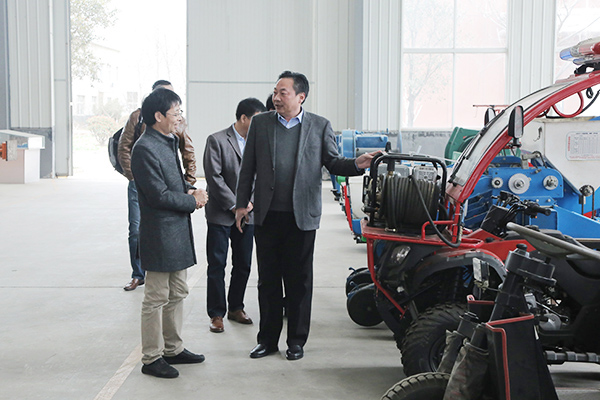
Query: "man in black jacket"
131 88 208 378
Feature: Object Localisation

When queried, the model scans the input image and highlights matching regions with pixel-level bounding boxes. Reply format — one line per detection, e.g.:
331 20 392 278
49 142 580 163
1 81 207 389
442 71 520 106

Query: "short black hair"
278 71 309 103
236 98 267 121
152 79 172 90
141 88 181 126
265 94 275 111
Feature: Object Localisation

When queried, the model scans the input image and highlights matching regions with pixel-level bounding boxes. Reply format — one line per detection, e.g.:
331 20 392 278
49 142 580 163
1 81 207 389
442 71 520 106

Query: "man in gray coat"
235 71 377 361
131 88 208 379
203 97 266 333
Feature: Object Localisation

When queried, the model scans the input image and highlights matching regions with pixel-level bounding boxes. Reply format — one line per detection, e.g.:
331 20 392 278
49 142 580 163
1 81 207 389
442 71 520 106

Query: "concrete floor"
1 176 600 400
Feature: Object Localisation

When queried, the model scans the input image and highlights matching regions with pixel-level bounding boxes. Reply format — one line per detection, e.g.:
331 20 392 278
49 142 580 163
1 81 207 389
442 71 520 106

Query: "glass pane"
555 0 600 80
456 0 508 48
402 0 454 48
402 54 453 128
454 53 506 128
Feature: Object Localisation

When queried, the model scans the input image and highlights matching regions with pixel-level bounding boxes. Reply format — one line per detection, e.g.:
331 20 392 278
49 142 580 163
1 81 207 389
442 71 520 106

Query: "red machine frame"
361 70 600 322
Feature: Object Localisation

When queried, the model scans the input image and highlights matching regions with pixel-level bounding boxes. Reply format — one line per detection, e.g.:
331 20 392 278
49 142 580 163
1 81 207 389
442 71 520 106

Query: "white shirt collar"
231 123 246 154
277 108 304 129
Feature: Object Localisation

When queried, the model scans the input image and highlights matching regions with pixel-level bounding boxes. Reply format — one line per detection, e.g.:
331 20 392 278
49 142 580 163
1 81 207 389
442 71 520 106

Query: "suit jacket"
131 127 197 272
235 111 363 231
119 108 197 184
203 125 254 226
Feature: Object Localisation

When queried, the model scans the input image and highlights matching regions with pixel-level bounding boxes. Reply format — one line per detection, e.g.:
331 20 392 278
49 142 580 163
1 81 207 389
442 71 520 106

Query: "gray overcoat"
203 125 254 226
131 127 197 272
235 111 363 231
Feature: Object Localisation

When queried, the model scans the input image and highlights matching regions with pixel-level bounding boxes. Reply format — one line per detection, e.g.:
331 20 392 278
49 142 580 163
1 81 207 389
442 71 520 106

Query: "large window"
401 0 508 129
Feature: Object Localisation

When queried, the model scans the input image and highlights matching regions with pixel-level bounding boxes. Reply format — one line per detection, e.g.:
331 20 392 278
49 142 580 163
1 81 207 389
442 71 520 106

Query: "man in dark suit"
203 97 266 333
235 71 377 361
131 88 208 378
119 80 197 292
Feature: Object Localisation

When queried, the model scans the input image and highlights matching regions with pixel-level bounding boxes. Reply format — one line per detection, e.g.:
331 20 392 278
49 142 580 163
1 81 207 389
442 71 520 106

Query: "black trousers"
254 211 316 347
206 222 254 318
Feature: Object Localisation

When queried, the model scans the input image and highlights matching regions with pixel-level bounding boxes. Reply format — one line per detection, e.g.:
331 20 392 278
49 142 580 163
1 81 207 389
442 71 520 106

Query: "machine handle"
507 222 600 262
526 202 552 216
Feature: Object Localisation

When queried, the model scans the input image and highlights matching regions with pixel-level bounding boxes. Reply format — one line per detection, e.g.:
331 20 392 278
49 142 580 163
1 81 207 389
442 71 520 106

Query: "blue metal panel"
463 154 600 239
339 130 390 158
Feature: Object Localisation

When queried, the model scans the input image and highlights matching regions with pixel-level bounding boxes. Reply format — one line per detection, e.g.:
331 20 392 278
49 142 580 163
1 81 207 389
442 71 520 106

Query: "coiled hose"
381 174 440 230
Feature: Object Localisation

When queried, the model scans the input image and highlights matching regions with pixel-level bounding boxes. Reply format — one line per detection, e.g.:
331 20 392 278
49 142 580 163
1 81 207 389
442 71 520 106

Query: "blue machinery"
334 129 600 242
337 129 392 158
465 154 600 238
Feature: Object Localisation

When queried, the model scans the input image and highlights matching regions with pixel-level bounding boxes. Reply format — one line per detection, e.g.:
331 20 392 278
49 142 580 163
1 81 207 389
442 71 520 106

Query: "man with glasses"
131 87 207 378
119 80 197 291
235 71 377 361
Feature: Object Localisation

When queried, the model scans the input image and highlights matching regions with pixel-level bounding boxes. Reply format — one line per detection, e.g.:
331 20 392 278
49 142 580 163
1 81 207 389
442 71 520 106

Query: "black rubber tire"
345 268 372 295
346 283 383 327
381 372 449 400
400 303 467 377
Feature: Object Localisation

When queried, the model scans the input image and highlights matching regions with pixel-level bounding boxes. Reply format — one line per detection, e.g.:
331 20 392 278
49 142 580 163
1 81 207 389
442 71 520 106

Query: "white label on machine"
566 131 600 160
413 165 437 181
473 258 482 282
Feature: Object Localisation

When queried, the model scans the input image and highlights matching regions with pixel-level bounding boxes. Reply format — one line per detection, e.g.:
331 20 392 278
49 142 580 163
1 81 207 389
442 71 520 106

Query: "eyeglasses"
166 109 183 117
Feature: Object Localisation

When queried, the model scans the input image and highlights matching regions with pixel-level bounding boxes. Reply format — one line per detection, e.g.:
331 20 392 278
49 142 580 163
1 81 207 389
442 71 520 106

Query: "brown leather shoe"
124 278 145 291
227 309 253 325
209 316 224 333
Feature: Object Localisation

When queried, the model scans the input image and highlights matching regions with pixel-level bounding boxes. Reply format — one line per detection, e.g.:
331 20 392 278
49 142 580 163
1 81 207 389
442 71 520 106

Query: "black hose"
380 173 460 247
409 175 461 248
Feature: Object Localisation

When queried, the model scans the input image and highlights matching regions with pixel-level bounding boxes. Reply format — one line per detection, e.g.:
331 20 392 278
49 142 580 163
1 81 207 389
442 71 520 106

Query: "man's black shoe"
141 358 179 378
249 343 279 359
163 348 205 365
286 345 304 361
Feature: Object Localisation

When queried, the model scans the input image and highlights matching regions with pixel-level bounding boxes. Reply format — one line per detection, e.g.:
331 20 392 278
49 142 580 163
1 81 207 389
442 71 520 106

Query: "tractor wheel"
345 267 372 295
346 283 382 326
381 372 449 400
400 303 467 377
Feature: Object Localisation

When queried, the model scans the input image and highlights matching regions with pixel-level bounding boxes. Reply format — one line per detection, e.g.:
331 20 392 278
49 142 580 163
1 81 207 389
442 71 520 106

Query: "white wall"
187 0 361 174
313 0 360 130
5 0 71 177
360 0 401 131
52 0 72 176
7 0 54 128
507 0 556 103
0 0 9 129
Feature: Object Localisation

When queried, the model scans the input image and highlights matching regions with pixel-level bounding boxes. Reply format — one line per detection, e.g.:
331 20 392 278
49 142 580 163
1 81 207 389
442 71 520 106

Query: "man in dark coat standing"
131 88 208 379
235 71 378 361
119 80 197 292
203 97 266 333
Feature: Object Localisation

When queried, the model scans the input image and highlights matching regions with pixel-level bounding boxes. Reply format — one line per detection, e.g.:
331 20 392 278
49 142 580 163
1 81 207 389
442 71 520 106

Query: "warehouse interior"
3 0 600 399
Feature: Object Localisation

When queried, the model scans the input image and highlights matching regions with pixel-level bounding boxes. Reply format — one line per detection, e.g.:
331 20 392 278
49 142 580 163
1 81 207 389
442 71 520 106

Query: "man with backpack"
118 80 197 291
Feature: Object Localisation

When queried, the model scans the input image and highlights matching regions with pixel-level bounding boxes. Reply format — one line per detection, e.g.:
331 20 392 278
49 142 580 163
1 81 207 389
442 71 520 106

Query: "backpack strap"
133 111 144 142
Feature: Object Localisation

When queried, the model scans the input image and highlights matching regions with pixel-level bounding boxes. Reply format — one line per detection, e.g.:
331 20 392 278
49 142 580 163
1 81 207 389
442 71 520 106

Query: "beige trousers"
141 269 189 364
